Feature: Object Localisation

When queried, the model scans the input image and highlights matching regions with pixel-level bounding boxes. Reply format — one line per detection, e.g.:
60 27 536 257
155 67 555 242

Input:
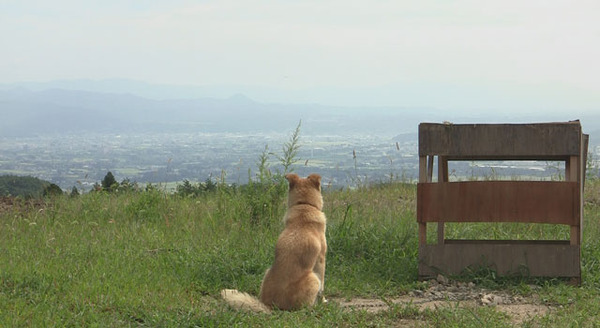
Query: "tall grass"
0 181 415 326
325 183 419 296
1 178 600 326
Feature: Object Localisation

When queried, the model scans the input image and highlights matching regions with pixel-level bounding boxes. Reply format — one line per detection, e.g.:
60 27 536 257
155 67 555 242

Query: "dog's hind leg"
283 271 321 310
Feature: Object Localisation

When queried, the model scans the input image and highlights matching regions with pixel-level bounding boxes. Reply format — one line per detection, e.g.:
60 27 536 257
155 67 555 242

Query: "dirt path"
333 275 552 325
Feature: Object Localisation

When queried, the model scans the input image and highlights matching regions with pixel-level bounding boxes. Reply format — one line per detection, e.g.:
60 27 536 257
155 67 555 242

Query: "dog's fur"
221 173 327 313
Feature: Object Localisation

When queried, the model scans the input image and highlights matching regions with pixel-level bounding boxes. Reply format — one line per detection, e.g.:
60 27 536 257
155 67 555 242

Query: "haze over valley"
1 81 598 191
2 1 599 191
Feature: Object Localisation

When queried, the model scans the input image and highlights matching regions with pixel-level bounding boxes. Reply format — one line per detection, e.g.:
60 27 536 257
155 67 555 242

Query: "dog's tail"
220 289 272 314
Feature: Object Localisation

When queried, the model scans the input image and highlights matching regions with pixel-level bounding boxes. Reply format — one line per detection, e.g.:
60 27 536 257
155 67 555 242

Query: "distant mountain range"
0 85 435 137
1 79 598 141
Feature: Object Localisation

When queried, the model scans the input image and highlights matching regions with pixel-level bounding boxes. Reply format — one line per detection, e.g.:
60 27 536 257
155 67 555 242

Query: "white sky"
1 0 599 111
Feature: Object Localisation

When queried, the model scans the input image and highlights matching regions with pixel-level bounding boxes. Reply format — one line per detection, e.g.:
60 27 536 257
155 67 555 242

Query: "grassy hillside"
1 179 599 327
0 175 52 198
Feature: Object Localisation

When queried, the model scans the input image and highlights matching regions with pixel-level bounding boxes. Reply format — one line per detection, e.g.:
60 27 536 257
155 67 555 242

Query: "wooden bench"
417 121 588 283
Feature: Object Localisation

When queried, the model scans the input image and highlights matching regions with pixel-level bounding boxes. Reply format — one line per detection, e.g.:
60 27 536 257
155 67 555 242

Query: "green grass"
1 180 600 327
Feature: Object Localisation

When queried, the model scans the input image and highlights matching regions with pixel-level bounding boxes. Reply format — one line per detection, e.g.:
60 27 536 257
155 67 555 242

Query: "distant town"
2 131 596 192
1 85 599 191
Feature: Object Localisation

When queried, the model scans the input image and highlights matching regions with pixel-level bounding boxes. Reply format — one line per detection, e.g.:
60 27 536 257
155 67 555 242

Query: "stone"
481 294 503 306
436 274 449 285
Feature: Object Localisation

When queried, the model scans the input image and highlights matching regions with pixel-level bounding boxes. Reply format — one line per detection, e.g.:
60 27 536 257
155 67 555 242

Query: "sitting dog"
221 173 327 313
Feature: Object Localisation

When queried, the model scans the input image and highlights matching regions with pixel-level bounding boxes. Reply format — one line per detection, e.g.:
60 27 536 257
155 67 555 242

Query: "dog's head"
285 173 323 210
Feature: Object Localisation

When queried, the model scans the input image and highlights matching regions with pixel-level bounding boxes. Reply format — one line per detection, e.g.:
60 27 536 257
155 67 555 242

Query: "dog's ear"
285 173 300 188
307 174 321 190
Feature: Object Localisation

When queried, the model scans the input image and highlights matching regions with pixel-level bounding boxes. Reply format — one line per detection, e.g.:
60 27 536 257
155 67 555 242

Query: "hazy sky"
1 0 599 112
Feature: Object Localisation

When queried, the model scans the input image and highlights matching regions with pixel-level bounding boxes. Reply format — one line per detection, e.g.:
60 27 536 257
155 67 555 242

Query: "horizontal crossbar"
419 122 582 158
417 181 580 225
418 241 580 279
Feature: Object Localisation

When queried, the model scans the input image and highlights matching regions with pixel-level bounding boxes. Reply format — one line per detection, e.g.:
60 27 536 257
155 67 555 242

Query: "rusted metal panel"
418 241 580 279
419 122 582 159
417 181 579 225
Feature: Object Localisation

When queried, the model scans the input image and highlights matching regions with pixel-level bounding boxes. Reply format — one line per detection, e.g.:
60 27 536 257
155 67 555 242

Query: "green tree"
176 179 195 197
203 176 217 193
101 171 118 192
43 183 63 197
119 178 138 193
0 175 53 198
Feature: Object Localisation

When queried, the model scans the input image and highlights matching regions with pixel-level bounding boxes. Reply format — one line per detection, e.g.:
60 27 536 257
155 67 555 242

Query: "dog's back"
259 174 327 310
221 173 327 312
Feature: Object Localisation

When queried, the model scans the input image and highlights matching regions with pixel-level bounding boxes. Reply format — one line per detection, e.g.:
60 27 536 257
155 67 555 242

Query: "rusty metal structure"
417 121 588 283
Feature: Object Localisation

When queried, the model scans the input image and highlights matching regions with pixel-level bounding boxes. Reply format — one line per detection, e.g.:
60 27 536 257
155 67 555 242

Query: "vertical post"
567 156 580 246
583 134 589 191
437 156 448 245
418 156 429 246
427 155 434 183
438 156 449 182
576 134 588 284
581 135 588 244
419 156 428 183
419 223 427 246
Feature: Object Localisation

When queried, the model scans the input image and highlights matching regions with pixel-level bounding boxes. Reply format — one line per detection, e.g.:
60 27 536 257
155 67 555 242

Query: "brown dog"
221 173 327 313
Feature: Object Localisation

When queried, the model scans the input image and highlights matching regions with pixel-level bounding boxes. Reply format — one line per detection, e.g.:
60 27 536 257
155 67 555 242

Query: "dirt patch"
333 274 552 325
499 303 551 325
0 196 47 215
0 196 16 213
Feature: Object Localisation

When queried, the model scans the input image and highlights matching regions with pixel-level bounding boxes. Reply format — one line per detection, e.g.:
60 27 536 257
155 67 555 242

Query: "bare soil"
333 274 553 325
0 196 46 214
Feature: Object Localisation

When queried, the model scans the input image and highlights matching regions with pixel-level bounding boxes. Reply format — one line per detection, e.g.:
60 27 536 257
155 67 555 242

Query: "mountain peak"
228 93 255 104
